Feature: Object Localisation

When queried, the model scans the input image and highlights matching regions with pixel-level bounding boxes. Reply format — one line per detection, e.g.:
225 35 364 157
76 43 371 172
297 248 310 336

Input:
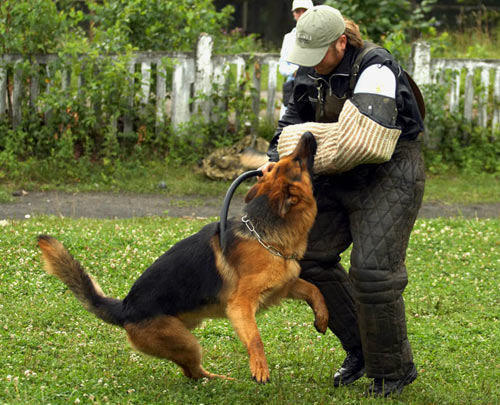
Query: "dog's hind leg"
125 316 232 380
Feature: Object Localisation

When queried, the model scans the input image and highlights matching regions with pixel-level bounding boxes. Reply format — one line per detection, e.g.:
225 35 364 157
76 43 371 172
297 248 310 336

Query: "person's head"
291 0 313 22
288 5 363 75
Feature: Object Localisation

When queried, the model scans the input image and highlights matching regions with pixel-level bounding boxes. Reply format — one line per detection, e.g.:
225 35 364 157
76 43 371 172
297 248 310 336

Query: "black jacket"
268 44 424 162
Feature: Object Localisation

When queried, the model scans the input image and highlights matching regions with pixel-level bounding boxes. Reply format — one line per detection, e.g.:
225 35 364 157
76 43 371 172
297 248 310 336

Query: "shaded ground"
1 191 499 220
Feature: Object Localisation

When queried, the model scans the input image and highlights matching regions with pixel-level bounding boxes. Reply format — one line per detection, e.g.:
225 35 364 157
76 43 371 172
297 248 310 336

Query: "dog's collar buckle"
241 215 298 260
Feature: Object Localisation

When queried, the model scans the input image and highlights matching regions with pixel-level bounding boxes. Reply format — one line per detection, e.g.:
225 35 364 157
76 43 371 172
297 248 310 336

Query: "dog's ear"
277 190 299 218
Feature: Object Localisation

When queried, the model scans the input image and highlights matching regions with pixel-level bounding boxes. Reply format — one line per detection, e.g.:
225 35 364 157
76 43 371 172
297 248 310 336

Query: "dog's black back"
122 222 224 322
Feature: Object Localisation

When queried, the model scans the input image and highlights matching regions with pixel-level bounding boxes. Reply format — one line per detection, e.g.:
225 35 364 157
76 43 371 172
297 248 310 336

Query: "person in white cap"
262 5 426 398
278 0 314 118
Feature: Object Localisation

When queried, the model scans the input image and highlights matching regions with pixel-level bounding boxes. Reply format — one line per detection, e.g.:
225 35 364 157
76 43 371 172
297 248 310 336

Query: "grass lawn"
1 216 498 404
1 159 499 205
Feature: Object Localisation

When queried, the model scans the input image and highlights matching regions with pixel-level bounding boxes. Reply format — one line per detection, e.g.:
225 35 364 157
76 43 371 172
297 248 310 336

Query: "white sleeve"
279 31 299 78
352 64 399 127
353 64 397 98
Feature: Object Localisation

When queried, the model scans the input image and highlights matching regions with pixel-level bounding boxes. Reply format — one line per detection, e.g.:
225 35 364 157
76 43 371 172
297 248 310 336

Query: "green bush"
0 0 269 172
323 0 436 45
423 83 500 174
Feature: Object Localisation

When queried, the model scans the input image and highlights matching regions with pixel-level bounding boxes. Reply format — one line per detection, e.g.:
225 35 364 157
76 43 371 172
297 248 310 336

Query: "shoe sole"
333 367 365 387
395 367 418 394
366 367 418 397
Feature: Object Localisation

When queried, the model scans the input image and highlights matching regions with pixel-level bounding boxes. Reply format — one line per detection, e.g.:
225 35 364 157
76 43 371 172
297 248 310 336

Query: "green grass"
423 173 500 204
1 216 499 404
1 159 499 205
0 160 236 203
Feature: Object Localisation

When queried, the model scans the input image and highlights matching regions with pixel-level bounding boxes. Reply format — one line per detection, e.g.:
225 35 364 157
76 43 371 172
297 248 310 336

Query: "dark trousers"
299 140 425 379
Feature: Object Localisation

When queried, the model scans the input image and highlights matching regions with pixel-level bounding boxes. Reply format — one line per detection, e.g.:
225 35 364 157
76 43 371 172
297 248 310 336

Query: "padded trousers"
299 140 425 379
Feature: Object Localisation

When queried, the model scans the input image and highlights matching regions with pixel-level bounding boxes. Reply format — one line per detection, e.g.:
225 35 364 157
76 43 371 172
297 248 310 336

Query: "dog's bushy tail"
37 235 124 327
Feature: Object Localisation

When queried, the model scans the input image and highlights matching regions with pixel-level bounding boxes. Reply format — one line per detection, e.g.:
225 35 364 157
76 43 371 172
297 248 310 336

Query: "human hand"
258 162 276 177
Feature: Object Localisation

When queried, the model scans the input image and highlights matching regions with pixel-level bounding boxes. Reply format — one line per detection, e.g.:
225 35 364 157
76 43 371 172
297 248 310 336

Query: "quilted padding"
299 140 425 379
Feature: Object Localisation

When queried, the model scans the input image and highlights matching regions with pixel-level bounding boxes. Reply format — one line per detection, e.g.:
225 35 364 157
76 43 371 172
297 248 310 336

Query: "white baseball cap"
288 5 345 67
292 0 314 12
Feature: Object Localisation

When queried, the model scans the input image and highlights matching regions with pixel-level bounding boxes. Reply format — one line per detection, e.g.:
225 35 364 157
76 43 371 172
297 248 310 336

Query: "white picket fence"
0 34 280 134
0 36 499 134
411 41 500 134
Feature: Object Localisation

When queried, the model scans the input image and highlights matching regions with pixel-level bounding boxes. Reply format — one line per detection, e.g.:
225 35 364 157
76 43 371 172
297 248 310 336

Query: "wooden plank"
251 59 261 133
45 64 52 123
266 59 278 123
12 62 22 128
123 61 135 134
411 41 431 86
171 57 195 129
155 62 167 134
0 65 6 117
30 63 39 110
194 34 213 122
493 68 500 134
140 62 151 106
463 69 474 121
234 56 246 133
479 68 490 128
211 62 227 122
449 69 461 114
61 68 71 92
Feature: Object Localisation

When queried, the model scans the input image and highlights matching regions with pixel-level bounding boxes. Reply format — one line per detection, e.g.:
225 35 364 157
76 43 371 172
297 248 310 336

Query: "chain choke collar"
241 214 298 261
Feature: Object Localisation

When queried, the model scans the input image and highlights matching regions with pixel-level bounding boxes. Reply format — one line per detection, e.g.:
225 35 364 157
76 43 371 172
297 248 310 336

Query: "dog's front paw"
314 310 328 334
250 357 270 383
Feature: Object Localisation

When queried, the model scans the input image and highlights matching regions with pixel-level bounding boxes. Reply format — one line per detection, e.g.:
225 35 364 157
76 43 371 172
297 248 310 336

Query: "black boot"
366 364 418 397
333 348 365 387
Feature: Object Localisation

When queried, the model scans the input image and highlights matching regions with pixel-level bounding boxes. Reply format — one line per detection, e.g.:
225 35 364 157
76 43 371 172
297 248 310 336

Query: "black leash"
219 169 262 251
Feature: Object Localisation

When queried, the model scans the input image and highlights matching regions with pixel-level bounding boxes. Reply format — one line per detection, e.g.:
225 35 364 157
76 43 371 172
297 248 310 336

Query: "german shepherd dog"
37 132 327 383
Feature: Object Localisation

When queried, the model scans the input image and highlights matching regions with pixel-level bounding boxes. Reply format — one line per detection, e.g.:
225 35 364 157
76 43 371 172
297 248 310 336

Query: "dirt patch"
1 191 499 220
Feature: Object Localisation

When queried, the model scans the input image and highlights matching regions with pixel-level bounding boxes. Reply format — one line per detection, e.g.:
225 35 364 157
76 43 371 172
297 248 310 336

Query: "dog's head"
245 132 317 218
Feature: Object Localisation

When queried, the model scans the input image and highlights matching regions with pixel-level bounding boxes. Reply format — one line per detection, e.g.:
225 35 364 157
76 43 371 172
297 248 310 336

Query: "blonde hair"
343 18 364 48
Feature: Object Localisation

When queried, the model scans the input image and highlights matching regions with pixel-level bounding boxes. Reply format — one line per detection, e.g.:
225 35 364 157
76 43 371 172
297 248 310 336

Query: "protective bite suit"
268 43 425 379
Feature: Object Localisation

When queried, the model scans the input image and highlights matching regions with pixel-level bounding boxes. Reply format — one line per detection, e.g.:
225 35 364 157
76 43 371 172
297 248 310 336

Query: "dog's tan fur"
38 133 327 383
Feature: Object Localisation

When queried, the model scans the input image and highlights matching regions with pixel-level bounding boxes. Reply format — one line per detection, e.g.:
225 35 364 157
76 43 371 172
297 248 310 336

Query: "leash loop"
219 170 263 251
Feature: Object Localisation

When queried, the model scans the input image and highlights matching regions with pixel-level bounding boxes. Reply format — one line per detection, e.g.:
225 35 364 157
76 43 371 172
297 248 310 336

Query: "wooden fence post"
266 59 278 124
251 59 261 133
123 60 135 134
171 56 195 130
194 34 213 122
12 62 23 128
155 61 167 135
411 42 431 86
140 61 151 107
463 70 474 121
479 68 490 128
0 64 6 117
30 63 40 111
493 68 500 134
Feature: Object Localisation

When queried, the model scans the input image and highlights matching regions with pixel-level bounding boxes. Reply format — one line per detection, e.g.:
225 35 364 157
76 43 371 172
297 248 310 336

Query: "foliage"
422 83 500 174
0 0 82 54
324 0 437 45
0 0 272 175
428 9 500 59
0 0 256 55
0 216 499 403
0 0 498 178
88 0 234 53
